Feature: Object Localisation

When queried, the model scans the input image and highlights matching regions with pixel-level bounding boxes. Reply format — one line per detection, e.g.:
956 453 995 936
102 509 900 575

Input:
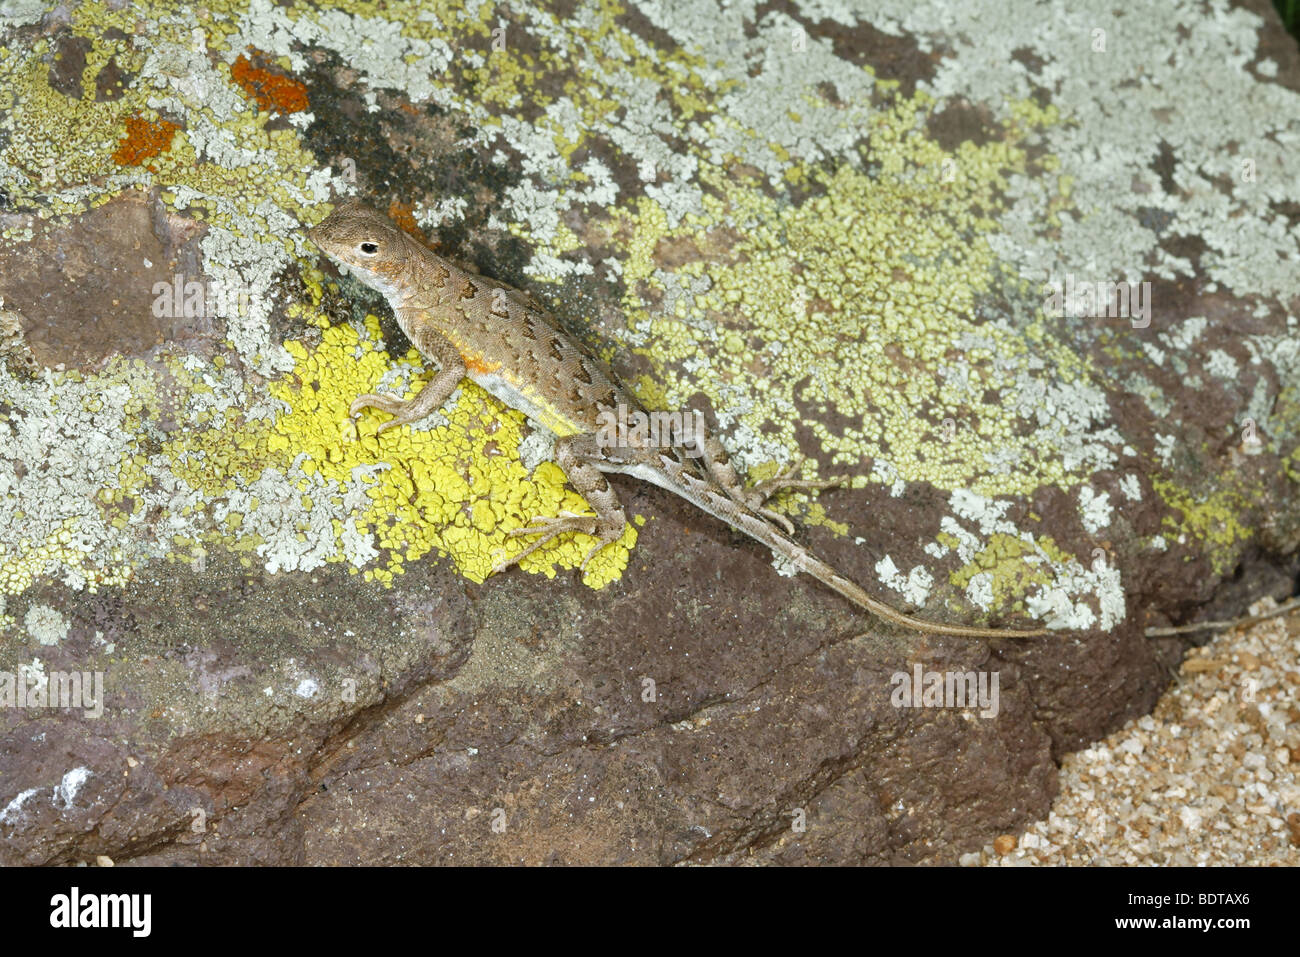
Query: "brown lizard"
307 200 1047 638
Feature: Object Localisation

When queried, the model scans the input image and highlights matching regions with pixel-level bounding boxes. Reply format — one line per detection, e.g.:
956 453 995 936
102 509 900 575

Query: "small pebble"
983 600 1300 866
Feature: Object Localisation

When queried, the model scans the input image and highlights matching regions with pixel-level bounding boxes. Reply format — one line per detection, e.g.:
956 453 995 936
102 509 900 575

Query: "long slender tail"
783 545 1047 638
622 454 1047 638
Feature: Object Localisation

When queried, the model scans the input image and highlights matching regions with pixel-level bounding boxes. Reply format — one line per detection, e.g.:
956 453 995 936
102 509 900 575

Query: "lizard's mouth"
311 243 358 278
305 224 346 264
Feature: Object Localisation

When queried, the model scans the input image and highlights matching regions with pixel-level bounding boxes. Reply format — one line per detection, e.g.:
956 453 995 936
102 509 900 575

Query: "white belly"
469 369 581 437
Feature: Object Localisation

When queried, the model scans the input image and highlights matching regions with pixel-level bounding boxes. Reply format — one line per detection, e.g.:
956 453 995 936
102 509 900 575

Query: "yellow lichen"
572 91 1085 515
1152 478 1252 576
158 316 638 587
949 532 1058 611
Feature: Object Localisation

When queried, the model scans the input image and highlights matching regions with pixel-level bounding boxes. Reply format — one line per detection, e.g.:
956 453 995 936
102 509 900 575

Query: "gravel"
970 598 1300 866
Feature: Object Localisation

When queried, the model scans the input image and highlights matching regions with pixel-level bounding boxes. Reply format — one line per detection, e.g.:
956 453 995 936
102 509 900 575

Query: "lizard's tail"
781 545 1047 638
628 456 1047 638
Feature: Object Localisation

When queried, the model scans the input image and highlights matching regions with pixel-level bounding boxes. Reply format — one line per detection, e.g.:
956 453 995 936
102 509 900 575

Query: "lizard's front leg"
494 433 627 574
351 322 467 435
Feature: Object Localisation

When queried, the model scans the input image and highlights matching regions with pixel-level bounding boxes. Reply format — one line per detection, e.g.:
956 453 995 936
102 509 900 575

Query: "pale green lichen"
1152 478 1254 577
23 604 69 646
0 0 1295 630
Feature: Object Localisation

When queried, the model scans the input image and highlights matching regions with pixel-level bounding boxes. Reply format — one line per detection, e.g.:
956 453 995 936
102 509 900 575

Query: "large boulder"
0 0 1296 864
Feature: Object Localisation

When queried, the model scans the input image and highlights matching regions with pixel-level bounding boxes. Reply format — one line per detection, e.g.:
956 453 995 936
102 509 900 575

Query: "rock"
1 0 1298 865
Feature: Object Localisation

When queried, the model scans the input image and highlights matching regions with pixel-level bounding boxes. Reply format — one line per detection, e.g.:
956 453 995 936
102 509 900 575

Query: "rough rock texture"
0 0 1298 864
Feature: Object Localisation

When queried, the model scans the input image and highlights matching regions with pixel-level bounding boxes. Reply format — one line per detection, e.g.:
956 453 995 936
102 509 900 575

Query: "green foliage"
1276 0 1300 39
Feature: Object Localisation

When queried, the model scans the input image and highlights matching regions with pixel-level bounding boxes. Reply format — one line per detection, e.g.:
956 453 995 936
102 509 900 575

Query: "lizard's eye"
358 241 379 255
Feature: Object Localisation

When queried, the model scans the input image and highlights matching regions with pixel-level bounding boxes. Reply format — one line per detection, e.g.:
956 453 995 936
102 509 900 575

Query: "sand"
970 599 1300 866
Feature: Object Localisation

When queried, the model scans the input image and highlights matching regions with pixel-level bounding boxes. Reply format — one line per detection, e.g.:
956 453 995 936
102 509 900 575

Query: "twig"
1144 597 1300 637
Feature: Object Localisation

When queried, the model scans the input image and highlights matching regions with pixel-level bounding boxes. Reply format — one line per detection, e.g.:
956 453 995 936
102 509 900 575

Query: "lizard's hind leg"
494 434 627 574
687 429 845 535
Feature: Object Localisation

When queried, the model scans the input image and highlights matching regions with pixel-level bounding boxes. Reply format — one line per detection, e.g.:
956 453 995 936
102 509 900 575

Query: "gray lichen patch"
0 300 38 377
879 0 1300 302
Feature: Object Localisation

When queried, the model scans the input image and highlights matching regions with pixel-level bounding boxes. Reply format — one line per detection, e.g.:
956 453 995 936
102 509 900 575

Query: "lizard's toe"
508 510 588 537
758 507 797 535
748 467 846 505
579 535 621 572
350 393 405 419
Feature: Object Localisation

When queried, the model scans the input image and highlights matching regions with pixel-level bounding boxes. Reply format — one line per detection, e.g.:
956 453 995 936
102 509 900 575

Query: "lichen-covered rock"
0 0 1297 864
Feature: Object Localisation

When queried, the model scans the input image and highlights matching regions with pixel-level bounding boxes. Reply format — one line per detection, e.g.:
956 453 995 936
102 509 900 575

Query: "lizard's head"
307 200 416 300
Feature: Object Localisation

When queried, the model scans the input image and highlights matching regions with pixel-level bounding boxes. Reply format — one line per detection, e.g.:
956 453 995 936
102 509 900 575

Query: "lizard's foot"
349 393 423 436
493 511 622 574
692 431 846 533
350 393 405 418
493 511 595 574
746 458 847 501
742 459 848 533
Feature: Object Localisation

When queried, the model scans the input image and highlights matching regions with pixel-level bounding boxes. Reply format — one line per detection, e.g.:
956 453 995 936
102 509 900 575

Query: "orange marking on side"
465 354 502 375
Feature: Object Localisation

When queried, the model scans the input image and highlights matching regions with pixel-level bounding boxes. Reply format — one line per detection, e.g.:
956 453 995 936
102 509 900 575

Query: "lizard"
307 200 1047 638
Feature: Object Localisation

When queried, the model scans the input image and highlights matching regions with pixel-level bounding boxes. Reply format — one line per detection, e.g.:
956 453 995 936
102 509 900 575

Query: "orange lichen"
230 53 309 114
112 115 180 166
387 201 429 243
